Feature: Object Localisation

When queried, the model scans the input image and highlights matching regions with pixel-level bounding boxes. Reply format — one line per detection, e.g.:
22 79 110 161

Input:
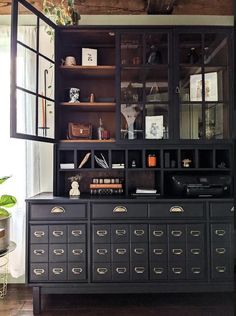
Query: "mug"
64 56 76 66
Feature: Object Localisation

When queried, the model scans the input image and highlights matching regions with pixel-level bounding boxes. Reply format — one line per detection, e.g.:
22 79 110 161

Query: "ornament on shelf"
182 159 192 168
68 174 81 198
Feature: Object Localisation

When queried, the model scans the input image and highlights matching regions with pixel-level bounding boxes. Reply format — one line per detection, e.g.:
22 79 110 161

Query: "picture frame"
145 115 164 139
190 72 218 102
82 48 97 66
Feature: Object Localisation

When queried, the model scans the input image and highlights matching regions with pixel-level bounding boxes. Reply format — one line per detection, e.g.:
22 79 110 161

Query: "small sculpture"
68 174 81 198
69 87 80 103
182 159 192 168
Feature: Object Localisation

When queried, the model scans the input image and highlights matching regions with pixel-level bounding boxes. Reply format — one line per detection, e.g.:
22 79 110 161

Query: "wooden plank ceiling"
0 0 233 15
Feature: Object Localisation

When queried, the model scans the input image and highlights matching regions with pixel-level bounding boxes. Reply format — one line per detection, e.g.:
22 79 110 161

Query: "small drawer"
68 263 86 281
112 263 130 282
68 244 86 262
93 244 111 262
68 225 86 243
150 263 167 280
168 225 186 243
130 224 148 243
149 244 167 262
93 225 110 243
131 243 148 262
169 263 186 280
93 263 112 282
210 202 234 218
111 224 129 243
30 244 48 263
112 244 129 262
211 224 231 243
49 244 67 262
187 244 205 264
30 225 48 244
169 244 186 263
211 263 232 280
49 263 67 281
149 202 204 218
149 225 167 243
49 225 67 243
131 263 148 281
187 224 205 244
92 203 148 219
30 263 48 282
30 203 86 220
187 264 206 280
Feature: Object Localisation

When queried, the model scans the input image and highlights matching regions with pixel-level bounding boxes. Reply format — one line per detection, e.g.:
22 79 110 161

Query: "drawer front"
187 263 205 280
93 244 111 262
149 244 167 262
30 203 86 220
187 224 205 244
30 263 48 282
212 245 230 263
49 225 67 243
68 244 86 262
112 244 129 262
111 224 129 243
187 244 205 264
68 263 86 281
92 203 148 219
112 263 130 282
49 244 67 262
168 225 186 243
131 243 148 262
131 263 148 281
211 262 232 279
93 225 110 243
130 224 148 243
30 225 48 244
93 263 112 282
211 224 231 243
169 263 186 280
210 202 234 218
49 263 67 281
169 244 186 263
149 225 167 243
149 203 204 218
68 225 86 243
150 263 168 280
30 244 48 263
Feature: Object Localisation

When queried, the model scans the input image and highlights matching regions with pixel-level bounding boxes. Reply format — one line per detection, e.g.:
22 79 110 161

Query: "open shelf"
60 102 115 112
60 65 116 78
60 139 116 143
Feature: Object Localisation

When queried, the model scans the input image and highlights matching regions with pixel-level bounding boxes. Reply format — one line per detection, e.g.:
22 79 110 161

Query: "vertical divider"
108 150 112 168
212 149 216 169
177 148 181 168
160 170 164 196
195 149 198 169
74 149 77 169
160 148 163 169
142 149 146 169
125 149 128 196
91 150 94 169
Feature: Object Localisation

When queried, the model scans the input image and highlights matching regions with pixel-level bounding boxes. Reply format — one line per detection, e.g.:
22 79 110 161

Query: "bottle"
147 154 157 167
97 117 104 140
188 47 198 64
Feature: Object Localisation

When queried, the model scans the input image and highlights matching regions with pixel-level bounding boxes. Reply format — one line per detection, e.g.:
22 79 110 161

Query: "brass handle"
115 229 126 236
53 230 64 237
215 229 226 236
171 230 183 237
72 249 83 255
97 267 108 275
52 268 63 274
230 206 234 212
116 248 126 255
53 249 64 255
97 248 108 255
191 267 201 274
153 267 164 274
72 267 83 275
216 266 226 273
191 248 201 255
97 230 108 237
113 206 127 213
134 267 145 274
172 248 183 255
51 206 65 214
134 248 145 255
190 230 201 237
33 268 45 276
172 267 183 274
169 206 184 213
34 231 45 238
216 248 226 254
153 249 164 255
134 229 145 236
33 249 45 256
72 230 82 236
116 267 127 274
153 230 164 237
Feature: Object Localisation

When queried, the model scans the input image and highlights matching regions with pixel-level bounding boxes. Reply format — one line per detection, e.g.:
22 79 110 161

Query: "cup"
65 56 76 66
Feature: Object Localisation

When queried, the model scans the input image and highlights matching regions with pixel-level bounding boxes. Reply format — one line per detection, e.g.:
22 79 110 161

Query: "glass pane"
121 104 143 140
16 89 36 136
38 56 55 99
179 66 202 102
204 33 228 66
205 103 228 139
179 34 202 65
121 33 143 65
145 66 168 102
39 19 55 61
145 104 168 139
204 68 227 102
17 44 36 92
17 3 37 49
145 33 168 64
38 97 55 138
121 69 143 103
180 103 202 139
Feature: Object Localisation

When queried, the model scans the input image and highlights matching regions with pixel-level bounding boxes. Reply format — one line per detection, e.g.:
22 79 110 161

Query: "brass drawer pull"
153 249 164 255
172 248 183 255
72 230 82 236
116 248 126 255
97 267 108 275
215 229 226 236
53 230 64 237
113 206 127 213
230 206 234 212
116 267 127 274
97 230 108 237
51 206 65 214
153 230 164 237
34 231 45 238
191 248 201 255
72 249 83 255
216 248 226 254
53 249 64 255
134 229 145 236
169 206 184 213
134 267 145 274
153 267 164 274
52 268 63 274
134 248 145 255
172 267 183 274
33 249 45 256
115 229 126 236
33 268 45 276
171 230 183 237
72 267 83 275
191 267 201 274
97 248 108 255
190 230 201 237
216 266 226 273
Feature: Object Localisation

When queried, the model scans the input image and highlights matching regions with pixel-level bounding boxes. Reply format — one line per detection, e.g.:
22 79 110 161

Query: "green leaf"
0 176 11 184
0 195 17 208
48 85 52 89
0 207 10 218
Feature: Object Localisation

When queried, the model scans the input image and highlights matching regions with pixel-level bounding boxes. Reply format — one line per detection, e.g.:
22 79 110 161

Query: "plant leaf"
0 195 17 208
0 207 10 218
0 176 11 184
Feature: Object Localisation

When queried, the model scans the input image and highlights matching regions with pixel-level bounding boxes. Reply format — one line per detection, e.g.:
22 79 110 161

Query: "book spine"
90 184 122 189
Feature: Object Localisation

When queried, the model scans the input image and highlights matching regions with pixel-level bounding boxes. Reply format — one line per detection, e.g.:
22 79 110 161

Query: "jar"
147 154 157 167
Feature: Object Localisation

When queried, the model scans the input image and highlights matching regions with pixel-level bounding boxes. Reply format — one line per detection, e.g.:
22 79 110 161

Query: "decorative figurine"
147 45 162 64
182 159 192 168
69 87 80 103
68 175 81 198
97 117 104 140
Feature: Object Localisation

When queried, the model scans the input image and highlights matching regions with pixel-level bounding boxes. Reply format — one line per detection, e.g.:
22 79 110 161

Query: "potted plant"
0 176 17 252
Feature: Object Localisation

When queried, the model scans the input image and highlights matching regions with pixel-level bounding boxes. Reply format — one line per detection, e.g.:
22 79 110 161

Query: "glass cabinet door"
120 31 169 140
178 31 230 140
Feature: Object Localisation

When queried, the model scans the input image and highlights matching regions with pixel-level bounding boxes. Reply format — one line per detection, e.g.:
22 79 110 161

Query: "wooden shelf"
60 65 116 77
60 102 115 112
60 139 116 143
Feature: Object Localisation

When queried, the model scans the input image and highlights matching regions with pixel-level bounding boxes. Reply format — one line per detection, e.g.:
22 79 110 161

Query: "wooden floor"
0 285 234 316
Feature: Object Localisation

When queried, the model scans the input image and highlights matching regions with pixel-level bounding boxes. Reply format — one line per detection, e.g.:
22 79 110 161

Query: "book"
90 184 122 189
136 188 157 194
60 163 75 169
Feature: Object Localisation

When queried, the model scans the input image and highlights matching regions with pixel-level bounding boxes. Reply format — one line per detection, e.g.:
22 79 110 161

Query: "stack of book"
90 178 124 195
132 188 160 198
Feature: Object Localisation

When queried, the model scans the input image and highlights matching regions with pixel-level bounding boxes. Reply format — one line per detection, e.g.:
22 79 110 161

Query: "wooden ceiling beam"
147 0 176 14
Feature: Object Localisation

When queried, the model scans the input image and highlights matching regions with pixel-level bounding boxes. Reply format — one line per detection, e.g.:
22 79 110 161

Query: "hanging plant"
0 176 17 218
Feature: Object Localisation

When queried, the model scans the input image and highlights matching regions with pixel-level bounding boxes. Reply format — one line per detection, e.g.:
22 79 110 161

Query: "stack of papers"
136 188 157 194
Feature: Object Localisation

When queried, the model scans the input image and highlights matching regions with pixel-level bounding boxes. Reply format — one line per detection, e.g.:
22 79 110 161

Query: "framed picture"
82 48 97 66
190 72 218 102
145 115 163 139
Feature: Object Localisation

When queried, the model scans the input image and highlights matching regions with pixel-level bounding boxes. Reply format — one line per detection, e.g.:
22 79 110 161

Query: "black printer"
172 175 231 197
